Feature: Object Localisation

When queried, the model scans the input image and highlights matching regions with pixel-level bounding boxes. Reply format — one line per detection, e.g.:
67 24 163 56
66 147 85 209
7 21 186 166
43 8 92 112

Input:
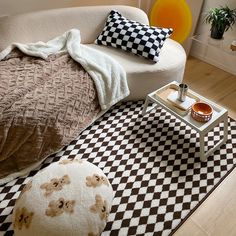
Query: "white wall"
190 0 236 75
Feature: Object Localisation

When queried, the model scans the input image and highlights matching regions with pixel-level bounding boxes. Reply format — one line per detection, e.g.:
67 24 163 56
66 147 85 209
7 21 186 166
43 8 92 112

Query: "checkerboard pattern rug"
0 101 236 236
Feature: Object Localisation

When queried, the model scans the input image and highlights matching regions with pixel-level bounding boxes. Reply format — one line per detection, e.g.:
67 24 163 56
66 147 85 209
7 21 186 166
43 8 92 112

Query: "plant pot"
210 24 225 39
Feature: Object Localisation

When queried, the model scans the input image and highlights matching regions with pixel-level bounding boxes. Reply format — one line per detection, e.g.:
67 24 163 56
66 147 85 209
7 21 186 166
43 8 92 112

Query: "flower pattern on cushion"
86 174 109 188
45 198 76 217
40 175 70 196
90 194 109 221
13 207 34 230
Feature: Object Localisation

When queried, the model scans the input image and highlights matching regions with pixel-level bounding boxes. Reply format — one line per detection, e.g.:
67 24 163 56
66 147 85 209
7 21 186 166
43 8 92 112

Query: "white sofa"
0 5 186 100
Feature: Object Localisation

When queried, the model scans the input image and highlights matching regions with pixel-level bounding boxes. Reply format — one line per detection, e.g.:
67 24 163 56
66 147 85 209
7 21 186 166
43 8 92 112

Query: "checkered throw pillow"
95 10 173 62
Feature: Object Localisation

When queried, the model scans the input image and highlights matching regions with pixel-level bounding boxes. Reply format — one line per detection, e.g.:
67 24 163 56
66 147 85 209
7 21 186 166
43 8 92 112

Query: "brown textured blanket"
0 49 101 179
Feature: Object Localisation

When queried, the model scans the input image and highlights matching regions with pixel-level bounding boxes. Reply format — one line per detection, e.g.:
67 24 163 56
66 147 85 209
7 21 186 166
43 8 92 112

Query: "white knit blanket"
0 29 130 110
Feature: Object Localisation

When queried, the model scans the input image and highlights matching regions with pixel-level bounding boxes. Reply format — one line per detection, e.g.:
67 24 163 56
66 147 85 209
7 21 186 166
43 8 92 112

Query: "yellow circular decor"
150 0 192 43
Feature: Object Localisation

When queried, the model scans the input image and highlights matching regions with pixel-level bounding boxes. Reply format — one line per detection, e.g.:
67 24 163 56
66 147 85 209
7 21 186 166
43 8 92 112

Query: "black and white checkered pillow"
95 10 173 62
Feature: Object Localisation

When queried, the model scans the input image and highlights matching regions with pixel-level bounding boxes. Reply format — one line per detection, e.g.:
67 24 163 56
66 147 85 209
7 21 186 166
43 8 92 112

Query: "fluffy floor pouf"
12 159 113 236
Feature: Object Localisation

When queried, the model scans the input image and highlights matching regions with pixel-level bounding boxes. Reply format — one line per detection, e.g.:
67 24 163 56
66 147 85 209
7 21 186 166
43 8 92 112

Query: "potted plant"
205 5 236 39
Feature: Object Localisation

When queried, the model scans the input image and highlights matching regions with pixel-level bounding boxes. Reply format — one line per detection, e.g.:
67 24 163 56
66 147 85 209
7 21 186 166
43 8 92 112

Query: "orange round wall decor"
150 0 192 43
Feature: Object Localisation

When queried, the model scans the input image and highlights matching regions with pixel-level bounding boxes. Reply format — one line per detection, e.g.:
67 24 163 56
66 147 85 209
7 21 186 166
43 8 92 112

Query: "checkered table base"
1 101 236 236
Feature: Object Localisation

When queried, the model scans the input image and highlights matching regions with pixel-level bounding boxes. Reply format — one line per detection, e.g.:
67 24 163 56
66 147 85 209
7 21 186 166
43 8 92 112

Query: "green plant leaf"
204 5 236 34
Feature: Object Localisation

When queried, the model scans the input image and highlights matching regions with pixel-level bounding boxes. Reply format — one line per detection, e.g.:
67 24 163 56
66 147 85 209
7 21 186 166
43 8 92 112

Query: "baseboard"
190 45 236 76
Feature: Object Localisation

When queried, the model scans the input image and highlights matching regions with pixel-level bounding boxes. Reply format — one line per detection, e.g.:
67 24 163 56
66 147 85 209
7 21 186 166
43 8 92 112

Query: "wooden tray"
154 83 200 116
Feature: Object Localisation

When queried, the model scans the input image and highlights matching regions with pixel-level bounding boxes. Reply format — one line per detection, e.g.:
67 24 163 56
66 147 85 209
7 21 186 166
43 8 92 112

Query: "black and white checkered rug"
1 101 236 236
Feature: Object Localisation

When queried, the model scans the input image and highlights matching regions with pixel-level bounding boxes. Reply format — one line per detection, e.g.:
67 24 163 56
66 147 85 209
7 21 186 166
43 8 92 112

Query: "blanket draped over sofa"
0 29 129 184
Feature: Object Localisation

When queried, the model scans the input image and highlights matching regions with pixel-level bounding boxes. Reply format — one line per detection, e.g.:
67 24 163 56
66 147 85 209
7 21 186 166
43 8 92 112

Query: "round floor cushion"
13 159 113 236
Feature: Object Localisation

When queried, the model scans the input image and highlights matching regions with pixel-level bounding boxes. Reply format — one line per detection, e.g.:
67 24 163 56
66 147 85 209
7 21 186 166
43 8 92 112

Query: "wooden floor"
174 57 236 236
183 56 236 119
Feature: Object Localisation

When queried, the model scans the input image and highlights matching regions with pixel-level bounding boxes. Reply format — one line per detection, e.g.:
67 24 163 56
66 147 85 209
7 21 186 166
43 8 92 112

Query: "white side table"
142 81 228 161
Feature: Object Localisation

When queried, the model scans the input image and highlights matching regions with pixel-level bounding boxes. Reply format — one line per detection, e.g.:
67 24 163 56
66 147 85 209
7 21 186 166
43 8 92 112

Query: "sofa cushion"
13 159 113 236
95 10 173 62
88 38 186 100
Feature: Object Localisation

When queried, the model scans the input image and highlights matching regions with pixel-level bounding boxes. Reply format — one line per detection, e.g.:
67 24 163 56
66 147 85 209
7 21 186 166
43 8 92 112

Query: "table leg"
142 97 159 116
199 114 228 162
199 132 206 162
223 114 228 143
142 97 150 116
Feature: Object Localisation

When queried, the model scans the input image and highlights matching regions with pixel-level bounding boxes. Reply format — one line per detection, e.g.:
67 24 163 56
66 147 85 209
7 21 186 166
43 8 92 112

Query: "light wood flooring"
174 56 236 236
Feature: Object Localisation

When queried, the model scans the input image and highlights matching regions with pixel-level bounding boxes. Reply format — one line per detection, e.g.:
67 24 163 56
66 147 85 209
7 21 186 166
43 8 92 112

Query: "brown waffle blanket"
0 49 101 179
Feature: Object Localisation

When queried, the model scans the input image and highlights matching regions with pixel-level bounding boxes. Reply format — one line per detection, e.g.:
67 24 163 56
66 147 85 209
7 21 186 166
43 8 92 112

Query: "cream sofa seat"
0 5 186 100
88 39 185 100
